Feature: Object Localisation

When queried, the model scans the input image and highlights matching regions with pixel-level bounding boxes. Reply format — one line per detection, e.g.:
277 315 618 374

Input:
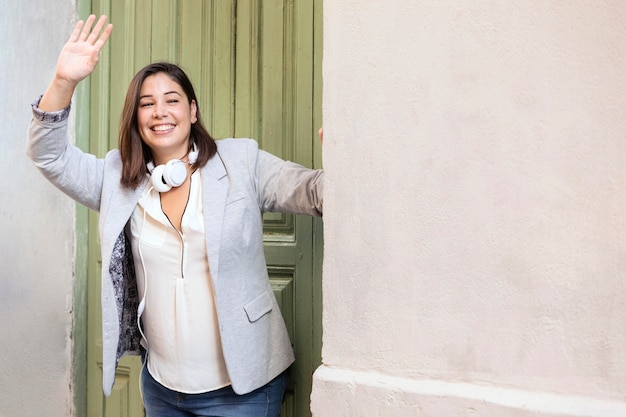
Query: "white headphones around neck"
146 143 198 193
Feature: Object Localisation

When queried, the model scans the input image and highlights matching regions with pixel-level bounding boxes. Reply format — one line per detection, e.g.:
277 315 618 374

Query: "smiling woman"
118 62 216 190
27 14 323 417
137 75 196 162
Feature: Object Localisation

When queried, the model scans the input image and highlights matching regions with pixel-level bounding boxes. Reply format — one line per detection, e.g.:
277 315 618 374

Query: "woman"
28 15 323 417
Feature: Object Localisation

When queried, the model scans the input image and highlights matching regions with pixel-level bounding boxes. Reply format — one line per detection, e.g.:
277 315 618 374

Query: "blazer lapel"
201 152 228 282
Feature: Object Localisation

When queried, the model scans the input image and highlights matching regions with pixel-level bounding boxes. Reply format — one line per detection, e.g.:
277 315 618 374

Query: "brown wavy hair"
118 62 217 189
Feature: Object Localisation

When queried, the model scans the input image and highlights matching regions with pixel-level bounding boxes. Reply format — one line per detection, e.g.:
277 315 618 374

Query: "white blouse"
130 170 230 393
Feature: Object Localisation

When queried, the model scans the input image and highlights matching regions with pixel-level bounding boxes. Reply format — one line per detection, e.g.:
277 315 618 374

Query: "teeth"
153 125 174 131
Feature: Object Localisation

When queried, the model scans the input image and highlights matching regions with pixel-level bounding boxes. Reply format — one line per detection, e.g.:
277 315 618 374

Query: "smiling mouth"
152 124 175 132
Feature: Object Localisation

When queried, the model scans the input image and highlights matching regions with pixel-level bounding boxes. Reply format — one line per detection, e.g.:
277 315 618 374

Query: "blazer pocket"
243 291 274 323
226 192 246 205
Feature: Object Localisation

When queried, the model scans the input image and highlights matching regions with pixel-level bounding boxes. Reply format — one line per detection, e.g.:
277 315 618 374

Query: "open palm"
55 15 113 85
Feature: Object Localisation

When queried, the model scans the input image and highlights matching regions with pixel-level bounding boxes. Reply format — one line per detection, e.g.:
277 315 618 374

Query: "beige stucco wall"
0 1 78 416
313 1 626 416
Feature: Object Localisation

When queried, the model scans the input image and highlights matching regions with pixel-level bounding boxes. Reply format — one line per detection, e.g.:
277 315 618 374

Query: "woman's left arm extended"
256 149 323 217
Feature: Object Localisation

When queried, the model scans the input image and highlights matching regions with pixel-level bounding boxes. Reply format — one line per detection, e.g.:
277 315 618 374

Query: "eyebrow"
139 91 183 100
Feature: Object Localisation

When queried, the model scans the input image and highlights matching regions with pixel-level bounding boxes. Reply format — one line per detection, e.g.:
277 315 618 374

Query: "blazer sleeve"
249 141 323 217
27 97 104 212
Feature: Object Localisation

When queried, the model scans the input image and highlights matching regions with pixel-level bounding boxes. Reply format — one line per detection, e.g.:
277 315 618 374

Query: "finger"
87 15 108 44
93 24 113 52
79 14 96 41
69 20 85 42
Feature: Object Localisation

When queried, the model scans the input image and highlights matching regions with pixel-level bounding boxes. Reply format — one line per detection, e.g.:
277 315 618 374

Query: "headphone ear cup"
162 160 187 187
151 164 173 193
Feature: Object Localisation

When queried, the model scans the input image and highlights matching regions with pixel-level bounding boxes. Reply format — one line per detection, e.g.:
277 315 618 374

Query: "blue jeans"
141 363 290 417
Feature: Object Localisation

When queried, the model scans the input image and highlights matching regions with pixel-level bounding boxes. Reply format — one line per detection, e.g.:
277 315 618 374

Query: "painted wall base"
311 366 626 417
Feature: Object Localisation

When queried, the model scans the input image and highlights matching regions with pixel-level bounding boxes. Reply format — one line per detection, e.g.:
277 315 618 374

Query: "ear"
191 99 198 124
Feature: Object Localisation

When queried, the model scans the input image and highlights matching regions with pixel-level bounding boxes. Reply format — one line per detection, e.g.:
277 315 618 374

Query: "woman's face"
137 72 197 164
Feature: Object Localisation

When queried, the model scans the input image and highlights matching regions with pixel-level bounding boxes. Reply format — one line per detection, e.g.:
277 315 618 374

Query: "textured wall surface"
0 1 77 416
314 1 626 415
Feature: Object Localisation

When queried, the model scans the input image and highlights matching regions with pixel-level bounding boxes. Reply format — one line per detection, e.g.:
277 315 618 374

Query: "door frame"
73 2 324 416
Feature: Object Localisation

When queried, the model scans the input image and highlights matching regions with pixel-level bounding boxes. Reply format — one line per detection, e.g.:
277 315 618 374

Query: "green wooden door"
85 1 323 416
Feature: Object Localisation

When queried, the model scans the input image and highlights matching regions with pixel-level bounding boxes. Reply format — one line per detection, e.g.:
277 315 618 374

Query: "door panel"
87 1 322 416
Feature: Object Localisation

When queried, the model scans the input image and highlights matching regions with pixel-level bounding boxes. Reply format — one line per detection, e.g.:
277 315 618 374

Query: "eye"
167 99 179 104
140 102 153 108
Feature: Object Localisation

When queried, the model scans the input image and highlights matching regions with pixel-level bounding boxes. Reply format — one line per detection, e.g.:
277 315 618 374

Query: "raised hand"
39 15 113 112
56 15 113 85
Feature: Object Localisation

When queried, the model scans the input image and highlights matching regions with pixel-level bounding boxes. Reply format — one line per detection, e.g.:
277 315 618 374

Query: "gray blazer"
28 101 323 396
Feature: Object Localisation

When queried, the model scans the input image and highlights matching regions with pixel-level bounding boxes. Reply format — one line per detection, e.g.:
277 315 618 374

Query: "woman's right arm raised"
39 15 112 112
28 15 113 212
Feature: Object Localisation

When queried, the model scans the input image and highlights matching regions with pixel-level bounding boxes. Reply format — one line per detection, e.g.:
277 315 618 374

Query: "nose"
153 101 167 118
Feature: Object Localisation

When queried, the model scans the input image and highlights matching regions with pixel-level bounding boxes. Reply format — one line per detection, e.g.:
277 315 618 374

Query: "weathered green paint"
85 2 323 416
73 4 91 417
